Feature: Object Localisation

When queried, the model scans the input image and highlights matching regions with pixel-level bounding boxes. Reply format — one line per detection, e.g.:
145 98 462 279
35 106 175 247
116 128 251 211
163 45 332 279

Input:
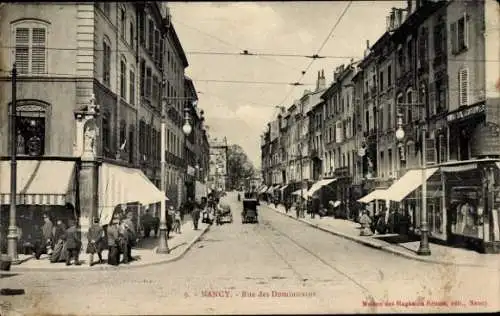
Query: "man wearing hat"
86 217 104 266
65 219 81 266
107 216 121 266
121 212 136 264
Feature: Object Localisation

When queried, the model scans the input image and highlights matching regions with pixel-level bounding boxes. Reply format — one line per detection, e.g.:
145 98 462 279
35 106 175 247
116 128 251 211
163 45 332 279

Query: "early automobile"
216 203 233 225
242 196 259 224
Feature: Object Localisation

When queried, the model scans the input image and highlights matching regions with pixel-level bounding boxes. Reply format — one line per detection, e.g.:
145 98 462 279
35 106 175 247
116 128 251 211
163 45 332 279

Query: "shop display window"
449 186 483 239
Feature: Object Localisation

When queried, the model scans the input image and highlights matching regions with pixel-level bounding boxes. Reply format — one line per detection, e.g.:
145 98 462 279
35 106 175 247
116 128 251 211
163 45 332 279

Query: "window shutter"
129 70 135 105
15 28 30 73
450 22 457 53
463 12 469 49
154 29 160 64
159 38 164 69
459 68 469 106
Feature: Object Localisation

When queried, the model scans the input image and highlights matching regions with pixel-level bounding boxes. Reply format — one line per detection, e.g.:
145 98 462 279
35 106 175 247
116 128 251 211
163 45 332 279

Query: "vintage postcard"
0 1 499 315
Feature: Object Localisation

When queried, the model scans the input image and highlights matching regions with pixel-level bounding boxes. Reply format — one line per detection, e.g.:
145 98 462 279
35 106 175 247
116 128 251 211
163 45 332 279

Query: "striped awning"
98 163 168 225
0 160 76 206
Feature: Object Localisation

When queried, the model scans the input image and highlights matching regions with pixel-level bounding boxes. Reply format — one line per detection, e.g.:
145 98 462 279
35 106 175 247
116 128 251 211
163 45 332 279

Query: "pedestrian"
121 212 136 264
65 219 81 266
359 211 373 236
50 219 68 263
174 208 182 234
192 202 201 230
40 213 54 257
141 209 154 238
167 206 175 238
107 216 121 266
86 217 104 266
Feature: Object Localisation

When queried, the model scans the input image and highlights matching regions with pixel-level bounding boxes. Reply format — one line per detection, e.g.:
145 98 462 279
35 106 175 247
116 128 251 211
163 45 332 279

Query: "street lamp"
157 98 170 254
396 85 430 256
182 107 193 136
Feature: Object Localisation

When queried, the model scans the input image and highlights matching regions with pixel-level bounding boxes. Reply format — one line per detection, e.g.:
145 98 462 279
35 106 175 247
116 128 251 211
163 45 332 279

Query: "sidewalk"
9 219 209 272
267 203 500 269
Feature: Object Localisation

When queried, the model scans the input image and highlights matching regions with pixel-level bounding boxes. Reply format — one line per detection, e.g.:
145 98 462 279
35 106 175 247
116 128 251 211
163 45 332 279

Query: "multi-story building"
183 76 209 202
0 2 207 254
261 0 500 252
208 137 228 193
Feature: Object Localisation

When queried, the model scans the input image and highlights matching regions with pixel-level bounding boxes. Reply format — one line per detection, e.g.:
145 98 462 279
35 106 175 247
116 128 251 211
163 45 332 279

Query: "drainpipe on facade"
115 4 121 159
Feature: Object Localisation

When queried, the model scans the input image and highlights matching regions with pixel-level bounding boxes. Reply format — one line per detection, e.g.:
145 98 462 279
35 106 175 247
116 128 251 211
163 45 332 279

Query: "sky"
169 1 407 170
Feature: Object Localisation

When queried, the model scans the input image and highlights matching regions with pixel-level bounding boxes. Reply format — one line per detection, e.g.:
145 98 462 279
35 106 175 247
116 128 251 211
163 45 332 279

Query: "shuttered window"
452 13 469 54
120 58 127 98
129 69 135 105
15 26 47 74
154 29 160 64
459 68 469 106
148 19 154 52
102 39 111 86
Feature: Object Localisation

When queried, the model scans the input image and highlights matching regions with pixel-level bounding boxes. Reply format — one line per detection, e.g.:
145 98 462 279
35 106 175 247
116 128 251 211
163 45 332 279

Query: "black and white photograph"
0 1 499 315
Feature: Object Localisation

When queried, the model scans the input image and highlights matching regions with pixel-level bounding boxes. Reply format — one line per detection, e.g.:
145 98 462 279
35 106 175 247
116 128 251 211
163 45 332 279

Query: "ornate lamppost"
395 86 431 256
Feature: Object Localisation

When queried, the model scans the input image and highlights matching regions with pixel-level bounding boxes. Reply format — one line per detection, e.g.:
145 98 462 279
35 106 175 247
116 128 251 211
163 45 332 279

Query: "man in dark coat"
41 214 54 254
65 219 81 266
192 202 201 230
122 212 136 263
141 209 154 238
107 217 121 266
86 217 104 266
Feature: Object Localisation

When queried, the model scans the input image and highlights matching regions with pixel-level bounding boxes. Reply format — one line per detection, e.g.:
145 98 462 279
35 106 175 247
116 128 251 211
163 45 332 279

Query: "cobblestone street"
0 193 497 315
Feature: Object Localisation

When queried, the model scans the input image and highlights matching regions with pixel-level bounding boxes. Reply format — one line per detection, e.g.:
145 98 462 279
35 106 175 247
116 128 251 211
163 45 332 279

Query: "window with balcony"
397 48 404 74
436 79 447 114
387 102 392 129
406 40 413 71
139 120 145 158
13 21 48 74
102 37 111 86
120 57 127 99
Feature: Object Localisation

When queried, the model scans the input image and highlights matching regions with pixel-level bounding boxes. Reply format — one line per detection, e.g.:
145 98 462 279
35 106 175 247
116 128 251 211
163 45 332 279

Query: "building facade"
262 0 500 252
0 2 209 254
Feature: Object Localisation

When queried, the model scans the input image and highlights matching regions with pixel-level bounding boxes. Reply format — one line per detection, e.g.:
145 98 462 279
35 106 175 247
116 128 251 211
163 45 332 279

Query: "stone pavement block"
266 203 500 268
10 221 210 272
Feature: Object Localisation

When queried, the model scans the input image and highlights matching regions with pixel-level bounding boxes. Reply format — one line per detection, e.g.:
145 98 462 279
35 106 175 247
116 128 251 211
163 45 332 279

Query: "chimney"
364 40 371 58
316 71 320 91
317 69 326 91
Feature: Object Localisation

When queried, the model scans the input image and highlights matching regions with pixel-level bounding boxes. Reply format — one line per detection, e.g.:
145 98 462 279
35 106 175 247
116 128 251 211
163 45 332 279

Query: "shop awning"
384 168 439 202
259 186 268 194
0 160 76 206
357 189 388 203
292 189 307 199
98 163 167 225
279 184 289 191
306 178 337 197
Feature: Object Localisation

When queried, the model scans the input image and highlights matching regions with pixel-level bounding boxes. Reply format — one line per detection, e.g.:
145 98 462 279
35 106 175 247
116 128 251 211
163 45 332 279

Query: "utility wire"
171 18 303 72
1 44 498 62
0 70 314 86
277 1 353 107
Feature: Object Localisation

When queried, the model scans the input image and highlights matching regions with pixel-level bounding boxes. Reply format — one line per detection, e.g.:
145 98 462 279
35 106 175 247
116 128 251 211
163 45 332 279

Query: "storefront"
381 159 500 253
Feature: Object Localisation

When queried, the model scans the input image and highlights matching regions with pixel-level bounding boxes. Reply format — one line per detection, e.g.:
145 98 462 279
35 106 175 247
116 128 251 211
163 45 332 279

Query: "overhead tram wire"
171 18 303 72
186 51 360 59
276 0 353 107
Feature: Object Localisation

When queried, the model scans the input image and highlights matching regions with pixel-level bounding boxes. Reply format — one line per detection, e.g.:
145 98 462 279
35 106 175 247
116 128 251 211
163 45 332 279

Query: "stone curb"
268 206 492 268
9 225 211 273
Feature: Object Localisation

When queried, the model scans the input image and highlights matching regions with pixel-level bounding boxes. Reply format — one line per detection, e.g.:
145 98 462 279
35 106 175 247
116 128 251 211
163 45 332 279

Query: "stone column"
74 95 99 252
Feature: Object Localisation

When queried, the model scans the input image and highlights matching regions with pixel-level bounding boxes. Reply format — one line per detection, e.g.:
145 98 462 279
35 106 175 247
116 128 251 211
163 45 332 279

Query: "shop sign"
446 103 485 122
